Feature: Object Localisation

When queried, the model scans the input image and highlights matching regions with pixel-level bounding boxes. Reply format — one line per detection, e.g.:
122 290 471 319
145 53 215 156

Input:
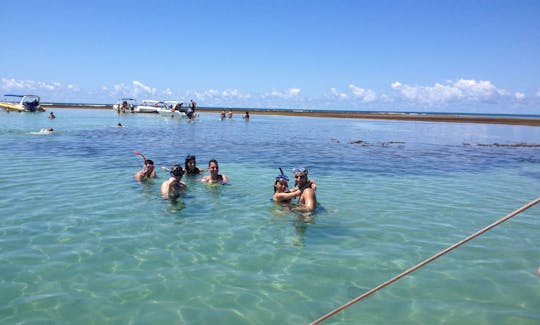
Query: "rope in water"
311 196 540 325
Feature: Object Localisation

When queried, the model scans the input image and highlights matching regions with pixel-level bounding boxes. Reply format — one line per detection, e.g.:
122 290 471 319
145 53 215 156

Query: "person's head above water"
185 154 200 173
274 174 289 193
170 165 184 178
293 167 309 187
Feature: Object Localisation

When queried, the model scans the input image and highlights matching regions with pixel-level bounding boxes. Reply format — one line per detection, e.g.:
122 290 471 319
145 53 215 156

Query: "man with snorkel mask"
161 165 187 199
291 167 317 212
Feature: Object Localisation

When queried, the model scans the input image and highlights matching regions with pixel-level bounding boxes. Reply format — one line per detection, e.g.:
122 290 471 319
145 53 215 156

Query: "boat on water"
112 98 137 113
133 100 163 113
157 100 188 118
0 94 45 112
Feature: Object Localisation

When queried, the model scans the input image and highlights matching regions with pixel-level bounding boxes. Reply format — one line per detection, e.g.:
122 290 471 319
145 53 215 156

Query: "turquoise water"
1 109 539 324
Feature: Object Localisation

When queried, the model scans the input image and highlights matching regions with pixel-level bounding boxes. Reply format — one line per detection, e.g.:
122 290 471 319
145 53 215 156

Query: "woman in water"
184 155 204 175
200 159 228 184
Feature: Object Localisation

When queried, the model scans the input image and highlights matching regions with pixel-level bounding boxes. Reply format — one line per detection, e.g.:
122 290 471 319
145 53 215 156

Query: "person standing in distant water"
227 109 233 119
220 110 226 120
201 159 228 184
134 159 157 181
184 154 204 175
187 99 196 119
243 111 250 120
48 112 56 119
161 165 187 199
291 167 317 211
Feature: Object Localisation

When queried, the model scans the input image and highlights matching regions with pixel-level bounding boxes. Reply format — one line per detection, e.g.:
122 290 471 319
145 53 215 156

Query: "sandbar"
42 104 540 126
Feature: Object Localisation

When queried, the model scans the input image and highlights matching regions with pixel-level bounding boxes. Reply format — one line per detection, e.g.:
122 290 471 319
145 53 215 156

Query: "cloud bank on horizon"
1 77 537 113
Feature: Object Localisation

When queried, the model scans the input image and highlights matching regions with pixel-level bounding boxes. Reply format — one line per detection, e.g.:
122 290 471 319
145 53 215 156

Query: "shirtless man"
161 165 187 198
292 168 317 211
134 159 157 181
200 159 228 184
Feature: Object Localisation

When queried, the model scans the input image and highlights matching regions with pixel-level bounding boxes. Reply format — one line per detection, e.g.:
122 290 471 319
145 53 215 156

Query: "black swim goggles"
170 166 184 177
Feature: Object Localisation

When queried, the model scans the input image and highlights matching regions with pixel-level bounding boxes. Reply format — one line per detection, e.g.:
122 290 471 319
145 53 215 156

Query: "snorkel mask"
292 167 308 175
170 165 184 177
276 168 289 182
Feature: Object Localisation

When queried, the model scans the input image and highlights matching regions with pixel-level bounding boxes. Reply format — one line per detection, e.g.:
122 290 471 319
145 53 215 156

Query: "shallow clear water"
1 109 539 324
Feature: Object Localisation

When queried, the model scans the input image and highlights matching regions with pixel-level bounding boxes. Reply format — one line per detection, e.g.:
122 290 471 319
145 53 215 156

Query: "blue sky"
1 0 539 113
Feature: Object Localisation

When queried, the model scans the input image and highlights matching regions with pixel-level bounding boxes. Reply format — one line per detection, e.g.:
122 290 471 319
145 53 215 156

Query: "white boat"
133 100 163 113
157 101 187 118
0 94 45 112
112 98 137 113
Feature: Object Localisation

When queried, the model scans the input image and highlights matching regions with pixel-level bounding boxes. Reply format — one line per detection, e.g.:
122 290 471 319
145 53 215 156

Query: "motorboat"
0 94 45 112
112 98 137 113
157 100 187 118
133 100 163 113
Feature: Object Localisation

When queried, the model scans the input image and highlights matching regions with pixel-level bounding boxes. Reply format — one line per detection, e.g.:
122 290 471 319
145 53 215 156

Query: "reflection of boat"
0 94 45 112
157 101 187 118
112 98 137 113
133 100 162 113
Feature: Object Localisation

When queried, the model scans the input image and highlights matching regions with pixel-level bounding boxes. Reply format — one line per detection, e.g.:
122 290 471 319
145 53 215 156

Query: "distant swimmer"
185 154 204 175
243 111 250 120
200 159 228 184
273 173 300 203
117 123 123 127
48 112 56 119
291 167 317 212
227 109 233 119
161 165 187 199
39 128 54 134
220 110 226 120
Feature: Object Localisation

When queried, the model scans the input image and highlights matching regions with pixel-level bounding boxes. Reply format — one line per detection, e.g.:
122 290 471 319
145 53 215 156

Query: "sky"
1 0 539 113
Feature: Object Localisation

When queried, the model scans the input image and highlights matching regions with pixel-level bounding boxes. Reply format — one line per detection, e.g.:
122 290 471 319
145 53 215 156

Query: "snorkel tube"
134 150 147 165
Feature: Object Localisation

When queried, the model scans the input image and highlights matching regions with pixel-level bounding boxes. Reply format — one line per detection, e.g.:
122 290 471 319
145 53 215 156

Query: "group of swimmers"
220 110 250 120
133 153 228 199
133 151 317 211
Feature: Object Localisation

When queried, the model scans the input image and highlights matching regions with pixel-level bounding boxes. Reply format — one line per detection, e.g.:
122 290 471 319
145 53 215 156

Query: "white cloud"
329 87 348 99
264 88 302 99
1 78 64 92
514 92 525 100
132 80 156 96
391 79 506 105
348 84 377 102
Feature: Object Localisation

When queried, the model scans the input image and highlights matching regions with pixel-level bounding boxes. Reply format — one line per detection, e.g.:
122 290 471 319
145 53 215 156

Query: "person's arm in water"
273 189 301 202
220 174 229 183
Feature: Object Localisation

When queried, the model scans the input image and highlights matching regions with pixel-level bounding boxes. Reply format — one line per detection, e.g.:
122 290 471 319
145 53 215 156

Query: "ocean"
1 108 539 324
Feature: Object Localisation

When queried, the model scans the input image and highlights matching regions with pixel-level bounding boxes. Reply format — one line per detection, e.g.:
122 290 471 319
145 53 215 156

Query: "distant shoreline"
41 104 540 126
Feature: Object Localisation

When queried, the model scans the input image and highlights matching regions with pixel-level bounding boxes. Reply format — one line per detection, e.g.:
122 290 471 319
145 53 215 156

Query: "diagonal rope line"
311 196 540 325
